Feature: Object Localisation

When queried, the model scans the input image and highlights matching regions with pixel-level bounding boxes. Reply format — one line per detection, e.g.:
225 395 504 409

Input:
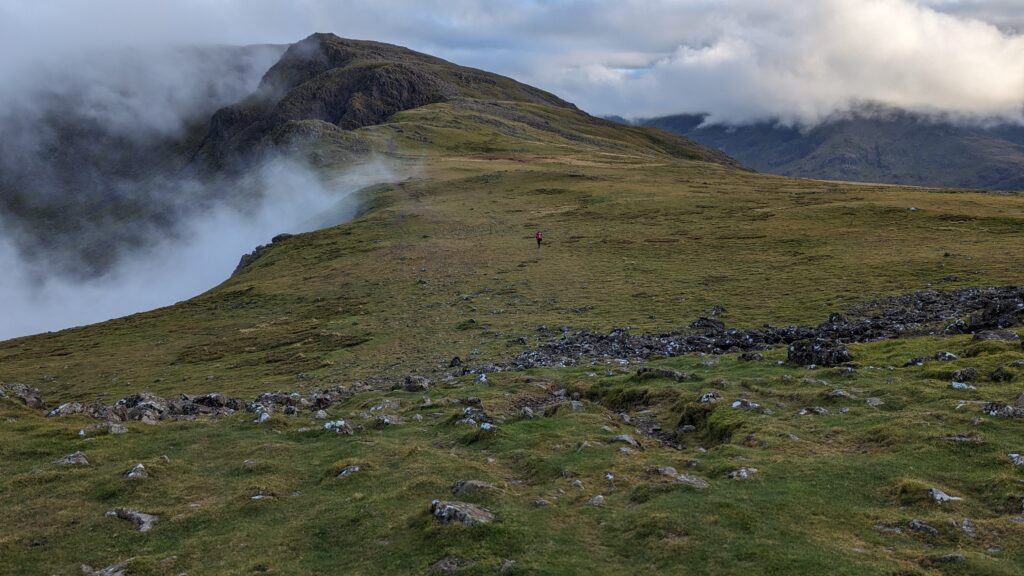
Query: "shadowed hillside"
640 108 1024 190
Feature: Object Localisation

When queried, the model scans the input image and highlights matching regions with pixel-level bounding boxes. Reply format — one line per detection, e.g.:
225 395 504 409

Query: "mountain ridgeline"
636 109 1024 190
0 33 732 280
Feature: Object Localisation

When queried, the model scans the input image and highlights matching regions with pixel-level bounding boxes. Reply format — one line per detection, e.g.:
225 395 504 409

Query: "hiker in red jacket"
535 230 543 248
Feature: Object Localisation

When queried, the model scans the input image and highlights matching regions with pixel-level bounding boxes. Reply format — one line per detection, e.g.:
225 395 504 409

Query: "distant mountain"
638 109 1024 190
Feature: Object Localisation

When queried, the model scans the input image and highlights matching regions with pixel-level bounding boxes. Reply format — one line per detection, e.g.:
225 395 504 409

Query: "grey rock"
727 467 758 479
991 366 1015 382
1010 453 1024 466
908 519 939 536
865 397 884 408
314 409 328 419
430 500 495 525
873 523 903 535
323 420 353 434
404 375 432 392
676 474 710 489
48 402 86 417
451 480 495 497
106 508 158 532
798 406 830 416
431 556 474 574
612 434 638 447
0 383 44 409
952 367 979 382
125 464 147 480
973 330 1020 342
731 399 761 411
336 464 361 478
55 451 89 466
951 381 977 390
788 338 851 367
929 488 962 503
699 391 722 403
81 563 127 576
585 495 605 507
957 518 977 539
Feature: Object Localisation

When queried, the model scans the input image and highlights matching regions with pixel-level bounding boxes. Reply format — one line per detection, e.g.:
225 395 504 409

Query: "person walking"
535 230 543 248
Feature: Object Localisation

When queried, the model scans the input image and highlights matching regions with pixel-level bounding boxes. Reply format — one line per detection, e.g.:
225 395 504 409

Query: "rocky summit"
2 28 1024 576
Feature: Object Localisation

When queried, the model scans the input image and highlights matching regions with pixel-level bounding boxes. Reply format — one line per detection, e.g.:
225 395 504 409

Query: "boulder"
125 464 147 480
991 366 1015 382
48 402 86 417
952 368 979 382
727 467 758 479
336 464 361 478
0 383 44 409
908 519 939 536
928 488 962 504
430 500 495 525
699 391 722 403
404 376 432 392
585 495 605 507
323 420 353 434
612 434 639 448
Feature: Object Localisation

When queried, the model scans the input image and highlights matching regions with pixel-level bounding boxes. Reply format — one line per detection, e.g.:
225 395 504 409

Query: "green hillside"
2 36 1024 576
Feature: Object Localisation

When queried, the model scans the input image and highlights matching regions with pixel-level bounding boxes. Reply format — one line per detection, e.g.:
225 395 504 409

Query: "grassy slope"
2 100 1024 574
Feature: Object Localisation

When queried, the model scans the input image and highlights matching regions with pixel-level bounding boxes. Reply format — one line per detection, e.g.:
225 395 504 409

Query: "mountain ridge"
637 108 1024 190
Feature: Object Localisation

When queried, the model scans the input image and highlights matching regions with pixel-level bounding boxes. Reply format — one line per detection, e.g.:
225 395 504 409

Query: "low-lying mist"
0 157 404 340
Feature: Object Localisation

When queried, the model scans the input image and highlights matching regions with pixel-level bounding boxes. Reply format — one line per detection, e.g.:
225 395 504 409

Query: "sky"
2 0 1023 124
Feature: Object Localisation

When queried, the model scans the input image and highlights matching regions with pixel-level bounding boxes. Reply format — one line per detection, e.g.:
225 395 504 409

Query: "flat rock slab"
430 500 495 525
973 330 1020 342
54 452 89 466
81 563 127 576
451 480 495 497
106 508 158 532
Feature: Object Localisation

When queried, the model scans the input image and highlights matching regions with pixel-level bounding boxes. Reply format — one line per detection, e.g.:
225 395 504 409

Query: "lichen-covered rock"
0 383 44 409
430 500 495 525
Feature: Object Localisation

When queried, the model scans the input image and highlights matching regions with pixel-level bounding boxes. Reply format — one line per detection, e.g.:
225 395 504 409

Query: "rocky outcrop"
486 286 1024 371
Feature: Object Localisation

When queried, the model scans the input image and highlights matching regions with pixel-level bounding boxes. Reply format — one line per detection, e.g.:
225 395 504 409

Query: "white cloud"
2 0 1022 122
